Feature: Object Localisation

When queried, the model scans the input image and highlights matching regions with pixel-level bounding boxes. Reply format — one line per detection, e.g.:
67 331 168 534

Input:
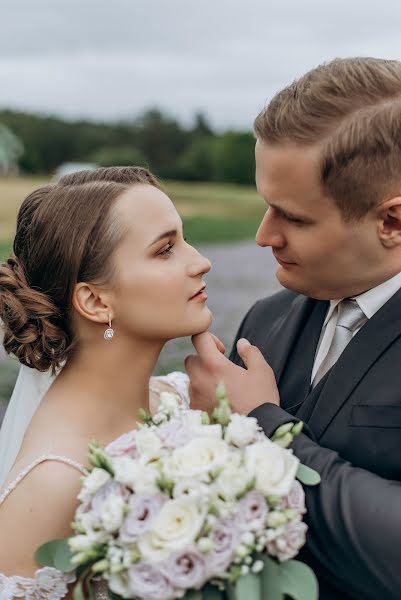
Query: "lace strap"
0 454 88 506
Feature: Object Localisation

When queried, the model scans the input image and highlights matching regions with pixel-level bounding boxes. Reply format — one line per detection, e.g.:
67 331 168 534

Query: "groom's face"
255 140 386 299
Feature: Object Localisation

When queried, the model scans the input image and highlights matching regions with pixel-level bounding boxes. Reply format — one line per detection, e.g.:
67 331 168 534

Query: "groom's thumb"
236 338 265 371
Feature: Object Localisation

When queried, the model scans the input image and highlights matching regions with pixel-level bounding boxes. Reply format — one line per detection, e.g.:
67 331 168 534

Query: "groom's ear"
377 196 401 248
72 282 112 325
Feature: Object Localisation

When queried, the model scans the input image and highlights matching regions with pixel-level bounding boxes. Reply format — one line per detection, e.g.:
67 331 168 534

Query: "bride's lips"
189 284 207 301
273 253 297 268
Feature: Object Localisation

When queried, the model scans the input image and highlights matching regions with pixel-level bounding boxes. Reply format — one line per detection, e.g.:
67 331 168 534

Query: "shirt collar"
323 270 401 327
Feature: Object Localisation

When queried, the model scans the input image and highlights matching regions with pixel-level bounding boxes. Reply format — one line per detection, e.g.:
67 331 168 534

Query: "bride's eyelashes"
158 242 175 257
157 236 188 258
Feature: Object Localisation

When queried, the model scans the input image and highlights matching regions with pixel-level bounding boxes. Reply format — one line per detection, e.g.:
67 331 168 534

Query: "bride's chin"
187 309 213 335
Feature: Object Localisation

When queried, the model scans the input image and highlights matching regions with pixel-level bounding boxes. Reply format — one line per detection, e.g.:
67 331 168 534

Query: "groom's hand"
185 332 280 415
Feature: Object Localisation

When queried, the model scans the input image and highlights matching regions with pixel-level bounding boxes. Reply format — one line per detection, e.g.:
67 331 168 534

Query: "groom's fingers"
209 333 226 354
184 353 201 373
192 332 227 367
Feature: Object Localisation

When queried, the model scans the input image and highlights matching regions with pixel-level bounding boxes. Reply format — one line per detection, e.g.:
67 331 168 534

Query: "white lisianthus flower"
197 424 223 439
113 456 159 493
68 535 94 553
180 410 204 429
159 392 181 415
138 496 204 560
135 428 163 461
215 466 253 500
165 437 228 481
78 468 111 502
245 440 299 497
100 495 126 533
224 449 242 470
225 414 259 447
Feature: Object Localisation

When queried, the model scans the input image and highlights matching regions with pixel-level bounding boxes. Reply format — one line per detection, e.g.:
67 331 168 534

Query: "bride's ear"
72 282 113 325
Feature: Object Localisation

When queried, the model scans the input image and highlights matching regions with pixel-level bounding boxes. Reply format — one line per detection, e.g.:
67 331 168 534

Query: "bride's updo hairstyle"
0 166 160 373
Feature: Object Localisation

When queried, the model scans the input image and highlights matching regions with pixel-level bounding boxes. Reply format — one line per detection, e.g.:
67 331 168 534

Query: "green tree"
213 132 256 184
88 146 147 168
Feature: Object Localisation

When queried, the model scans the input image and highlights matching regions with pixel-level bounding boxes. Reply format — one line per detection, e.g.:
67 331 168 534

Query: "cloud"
1 0 401 128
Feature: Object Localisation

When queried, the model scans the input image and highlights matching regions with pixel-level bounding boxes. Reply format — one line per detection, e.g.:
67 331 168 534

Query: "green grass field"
0 177 264 263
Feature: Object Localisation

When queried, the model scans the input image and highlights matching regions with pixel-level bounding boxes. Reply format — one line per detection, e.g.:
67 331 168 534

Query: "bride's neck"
43 335 164 439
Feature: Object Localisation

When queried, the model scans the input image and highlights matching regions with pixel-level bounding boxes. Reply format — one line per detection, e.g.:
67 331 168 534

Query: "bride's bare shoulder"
0 454 85 576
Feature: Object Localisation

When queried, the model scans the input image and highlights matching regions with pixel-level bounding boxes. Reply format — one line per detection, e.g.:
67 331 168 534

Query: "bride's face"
109 184 212 341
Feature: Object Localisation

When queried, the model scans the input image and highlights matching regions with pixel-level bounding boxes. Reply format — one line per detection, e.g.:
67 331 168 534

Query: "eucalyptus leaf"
34 538 73 572
260 555 284 600
296 463 321 486
234 573 262 600
201 584 224 600
278 560 319 600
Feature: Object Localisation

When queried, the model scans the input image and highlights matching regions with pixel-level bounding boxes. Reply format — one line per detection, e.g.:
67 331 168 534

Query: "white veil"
0 363 54 489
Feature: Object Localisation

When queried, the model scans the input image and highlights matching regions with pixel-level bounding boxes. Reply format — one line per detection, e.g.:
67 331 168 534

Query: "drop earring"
104 315 114 341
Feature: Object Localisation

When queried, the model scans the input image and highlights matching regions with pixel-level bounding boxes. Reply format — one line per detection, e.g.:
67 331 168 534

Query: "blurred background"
1 0 401 419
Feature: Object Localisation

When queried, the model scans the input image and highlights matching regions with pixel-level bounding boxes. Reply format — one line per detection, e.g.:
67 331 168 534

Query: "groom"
186 57 401 600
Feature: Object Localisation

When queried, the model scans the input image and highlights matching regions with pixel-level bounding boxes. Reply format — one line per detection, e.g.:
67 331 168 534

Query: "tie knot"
336 299 366 332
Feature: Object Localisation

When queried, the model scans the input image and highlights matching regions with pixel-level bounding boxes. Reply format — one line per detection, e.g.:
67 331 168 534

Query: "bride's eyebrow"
147 229 177 247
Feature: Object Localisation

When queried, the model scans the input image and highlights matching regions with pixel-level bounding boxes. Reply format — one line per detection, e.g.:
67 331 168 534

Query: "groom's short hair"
254 57 401 221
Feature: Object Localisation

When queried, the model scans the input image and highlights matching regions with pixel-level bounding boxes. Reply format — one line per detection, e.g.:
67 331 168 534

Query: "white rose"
135 428 162 461
138 496 204 560
225 414 258 447
225 449 242 469
245 440 299 497
100 495 126 532
173 478 215 502
215 465 253 500
113 456 159 494
78 468 111 501
164 437 228 481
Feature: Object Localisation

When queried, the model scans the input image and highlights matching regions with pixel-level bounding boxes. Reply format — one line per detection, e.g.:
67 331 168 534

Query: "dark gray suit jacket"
229 289 401 600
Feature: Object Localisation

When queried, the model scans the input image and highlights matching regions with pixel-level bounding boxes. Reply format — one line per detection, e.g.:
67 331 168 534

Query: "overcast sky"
1 0 401 129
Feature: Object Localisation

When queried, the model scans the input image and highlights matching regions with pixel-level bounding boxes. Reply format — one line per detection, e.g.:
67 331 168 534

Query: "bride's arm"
0 460 81 587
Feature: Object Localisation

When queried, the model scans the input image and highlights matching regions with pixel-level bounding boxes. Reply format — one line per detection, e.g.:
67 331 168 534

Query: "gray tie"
313 299 367 387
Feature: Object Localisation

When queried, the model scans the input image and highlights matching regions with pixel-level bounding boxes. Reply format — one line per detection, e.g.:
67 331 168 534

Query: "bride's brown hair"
0 166 160 373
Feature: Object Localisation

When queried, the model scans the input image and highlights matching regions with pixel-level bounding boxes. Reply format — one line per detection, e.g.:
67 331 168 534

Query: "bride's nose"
187 249 212 277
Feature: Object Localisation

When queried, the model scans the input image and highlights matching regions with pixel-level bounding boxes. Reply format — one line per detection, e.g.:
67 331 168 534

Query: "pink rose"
120 493 168 543
128 563 178 600
281 480 306 514
162 547 207 590
238 490 268 531
267 519 308 561
207 519 240 576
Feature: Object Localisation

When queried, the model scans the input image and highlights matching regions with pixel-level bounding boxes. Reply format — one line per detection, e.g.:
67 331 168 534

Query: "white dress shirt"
311 270 401 383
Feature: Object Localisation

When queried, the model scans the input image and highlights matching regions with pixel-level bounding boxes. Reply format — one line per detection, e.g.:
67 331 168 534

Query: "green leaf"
182 585 223 600
108 593 125 600
73 579 85 600
34 538 74 572
260 555 284 600
277 560 319 600
296 463 321 486
235 573 262 600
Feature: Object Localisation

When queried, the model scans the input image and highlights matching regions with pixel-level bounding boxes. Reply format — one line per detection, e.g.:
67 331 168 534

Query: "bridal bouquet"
36 385 320 600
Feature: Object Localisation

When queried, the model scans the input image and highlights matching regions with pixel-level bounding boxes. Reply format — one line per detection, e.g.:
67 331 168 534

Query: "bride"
0 166 212 598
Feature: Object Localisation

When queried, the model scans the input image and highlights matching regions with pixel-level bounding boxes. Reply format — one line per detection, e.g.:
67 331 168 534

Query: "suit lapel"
264 295 323 385
308 286 401 439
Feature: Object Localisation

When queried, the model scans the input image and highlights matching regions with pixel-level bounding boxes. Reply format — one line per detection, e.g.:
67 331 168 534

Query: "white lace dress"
0 372 190 600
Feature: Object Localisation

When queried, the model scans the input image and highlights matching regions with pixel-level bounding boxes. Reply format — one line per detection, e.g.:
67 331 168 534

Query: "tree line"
0 109 256 184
